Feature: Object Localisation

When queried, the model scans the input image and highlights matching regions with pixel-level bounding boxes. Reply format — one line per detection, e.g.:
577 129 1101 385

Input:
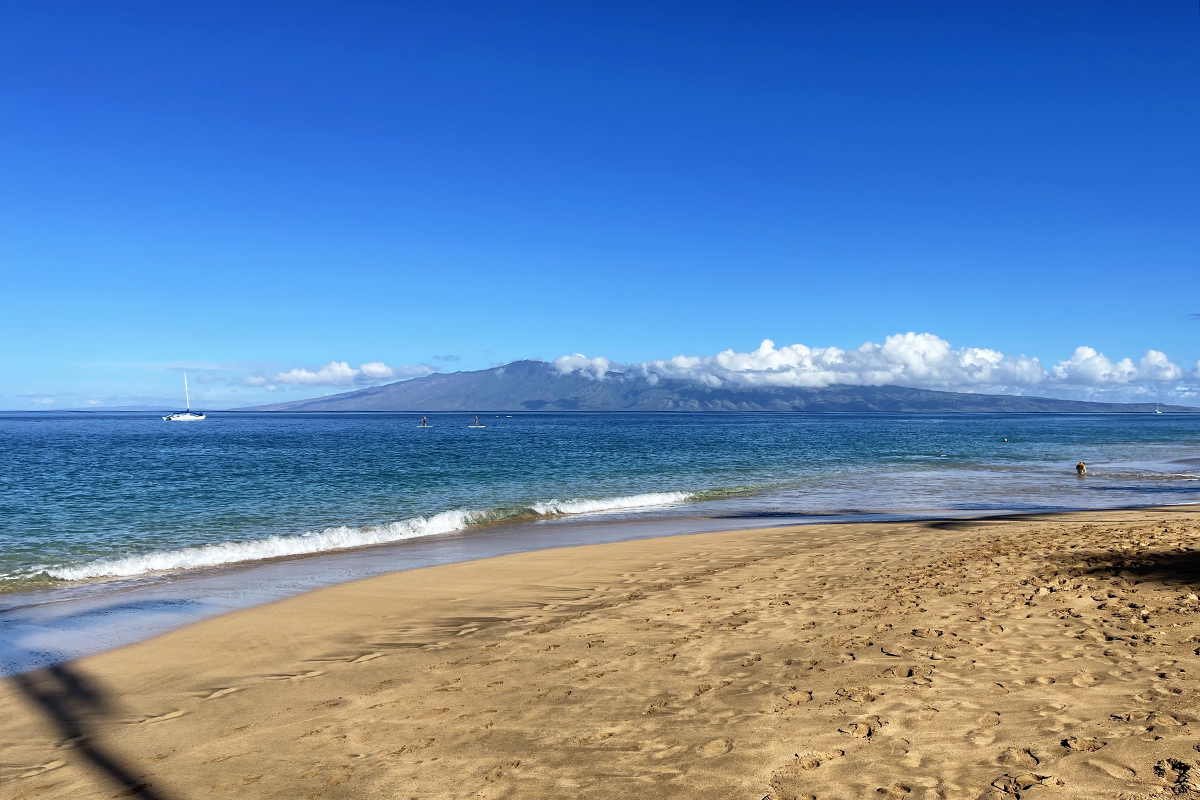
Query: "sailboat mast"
184 371 191 411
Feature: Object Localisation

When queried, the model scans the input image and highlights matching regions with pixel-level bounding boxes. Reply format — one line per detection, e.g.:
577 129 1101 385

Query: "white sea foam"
531 491 693 516
47 509 481 581
45 491 696 581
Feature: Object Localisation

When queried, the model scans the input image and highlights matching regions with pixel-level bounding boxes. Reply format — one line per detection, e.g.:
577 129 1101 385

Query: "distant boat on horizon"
1156 403 1164 414
163 372 205 421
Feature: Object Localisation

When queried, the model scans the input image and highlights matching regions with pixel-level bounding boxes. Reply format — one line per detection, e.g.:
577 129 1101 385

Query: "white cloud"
1050 347 1137 385
245 360 437 388
1140 350 1183 381
552 354 614 380
553 334 1191 399
274 361 361 386
359 361 396 379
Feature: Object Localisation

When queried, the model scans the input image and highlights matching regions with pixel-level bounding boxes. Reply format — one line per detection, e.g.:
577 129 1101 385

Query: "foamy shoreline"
4 499 1198 678
25 491 699 584
4 506 1200 798
0 509 816 677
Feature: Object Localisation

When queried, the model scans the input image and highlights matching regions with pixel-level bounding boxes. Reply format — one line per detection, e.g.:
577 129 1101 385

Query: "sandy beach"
4 507 1200 799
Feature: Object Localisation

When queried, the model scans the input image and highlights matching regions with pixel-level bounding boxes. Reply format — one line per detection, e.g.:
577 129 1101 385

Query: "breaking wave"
43 491 696 582
531 491 692 516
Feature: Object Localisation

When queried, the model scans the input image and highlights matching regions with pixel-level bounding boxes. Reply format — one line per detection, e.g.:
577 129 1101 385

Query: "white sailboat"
163 372 205 421
1155 403 1163 414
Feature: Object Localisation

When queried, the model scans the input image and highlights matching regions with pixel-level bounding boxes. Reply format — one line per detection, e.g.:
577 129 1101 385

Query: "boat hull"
162 413 206 421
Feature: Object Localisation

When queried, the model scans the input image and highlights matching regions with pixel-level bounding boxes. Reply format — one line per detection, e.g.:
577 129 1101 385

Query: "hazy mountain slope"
240 360 1195 413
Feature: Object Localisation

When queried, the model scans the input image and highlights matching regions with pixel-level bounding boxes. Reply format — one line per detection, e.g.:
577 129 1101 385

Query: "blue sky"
2 1 1197 408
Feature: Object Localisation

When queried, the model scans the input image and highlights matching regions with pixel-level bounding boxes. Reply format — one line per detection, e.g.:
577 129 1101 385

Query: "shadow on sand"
921 512 1062 533
1059 549 1200 587
10 661 175 799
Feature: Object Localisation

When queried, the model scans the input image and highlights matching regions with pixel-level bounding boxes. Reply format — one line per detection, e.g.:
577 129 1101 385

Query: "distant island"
240 360 1197 413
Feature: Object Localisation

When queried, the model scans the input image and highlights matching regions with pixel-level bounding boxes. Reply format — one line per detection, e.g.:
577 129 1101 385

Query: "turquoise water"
2 411 1199 593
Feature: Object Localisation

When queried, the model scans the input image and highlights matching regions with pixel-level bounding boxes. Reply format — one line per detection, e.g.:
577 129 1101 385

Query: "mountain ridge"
238 360 1197 414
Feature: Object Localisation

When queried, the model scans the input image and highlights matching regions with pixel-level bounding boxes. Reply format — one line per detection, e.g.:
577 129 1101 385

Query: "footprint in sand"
837 720 878 740
966 727 996 747
484 760 522 782
780 689 812 707
697 738 733 757
1146 712 1185 729
769 753 843 797
1062 737 1106 752
992 773 1054 793
644 699 668 714
791 749 845 770
406 707 449 720
390 737 436 755
1154 759 1200 794
998 748 1039 768
1087 759 1136 780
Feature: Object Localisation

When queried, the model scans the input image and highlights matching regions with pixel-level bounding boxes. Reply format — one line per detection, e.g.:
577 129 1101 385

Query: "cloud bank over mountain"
55 333 1186 410
241 361 437 389
173 333 1189 402
552 333 1196 402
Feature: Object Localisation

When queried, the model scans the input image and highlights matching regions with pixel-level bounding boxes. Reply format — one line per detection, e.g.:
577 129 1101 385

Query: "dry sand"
4 507 1200 800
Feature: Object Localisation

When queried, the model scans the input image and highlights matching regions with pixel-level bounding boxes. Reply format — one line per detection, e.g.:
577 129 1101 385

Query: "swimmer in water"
1076 462 1087 476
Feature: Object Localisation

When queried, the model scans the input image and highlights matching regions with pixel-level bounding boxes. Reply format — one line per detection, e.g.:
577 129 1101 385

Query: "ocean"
1 410 1198 673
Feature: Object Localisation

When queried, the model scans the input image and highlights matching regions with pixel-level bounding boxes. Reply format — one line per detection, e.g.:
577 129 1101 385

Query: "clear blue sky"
2 1 1197 408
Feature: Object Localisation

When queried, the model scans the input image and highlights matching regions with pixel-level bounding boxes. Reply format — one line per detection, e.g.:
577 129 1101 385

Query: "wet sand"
3 507 1200 799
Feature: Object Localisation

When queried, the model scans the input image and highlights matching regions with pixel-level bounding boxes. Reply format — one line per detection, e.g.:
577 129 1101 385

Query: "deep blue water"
2 411 1199 593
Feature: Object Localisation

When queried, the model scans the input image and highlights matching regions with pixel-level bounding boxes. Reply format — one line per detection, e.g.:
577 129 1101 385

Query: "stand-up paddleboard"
468 425 486 429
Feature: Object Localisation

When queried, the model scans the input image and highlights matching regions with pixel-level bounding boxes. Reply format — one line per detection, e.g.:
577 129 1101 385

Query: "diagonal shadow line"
12 662 175 800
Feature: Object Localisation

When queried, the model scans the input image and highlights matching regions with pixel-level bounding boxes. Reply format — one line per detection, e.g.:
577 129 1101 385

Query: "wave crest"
43 491 694 581
531 491 692 516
